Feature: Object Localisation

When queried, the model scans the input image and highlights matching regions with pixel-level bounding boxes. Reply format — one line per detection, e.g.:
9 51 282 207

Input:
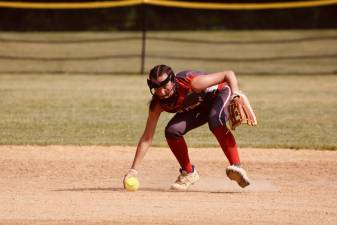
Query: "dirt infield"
0 146 336 225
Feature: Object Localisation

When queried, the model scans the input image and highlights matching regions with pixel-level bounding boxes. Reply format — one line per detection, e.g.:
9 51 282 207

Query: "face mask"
147 73 175 95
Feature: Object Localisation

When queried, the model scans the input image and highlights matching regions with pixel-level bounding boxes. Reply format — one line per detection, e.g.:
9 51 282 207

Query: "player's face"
151 73 175 99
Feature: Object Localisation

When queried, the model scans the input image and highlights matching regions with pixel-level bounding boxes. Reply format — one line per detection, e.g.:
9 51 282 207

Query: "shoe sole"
226 169 250 188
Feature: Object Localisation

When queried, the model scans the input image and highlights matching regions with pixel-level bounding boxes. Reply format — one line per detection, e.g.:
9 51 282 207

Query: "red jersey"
155 70 226 113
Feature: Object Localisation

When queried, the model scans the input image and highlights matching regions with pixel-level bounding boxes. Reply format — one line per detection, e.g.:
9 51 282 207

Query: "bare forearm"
223 71 239 94
191 70 239 93
130 103 162 171
131 136 152 170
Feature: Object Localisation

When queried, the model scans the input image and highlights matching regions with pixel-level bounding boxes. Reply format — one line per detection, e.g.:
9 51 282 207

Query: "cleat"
226 165 250 188
170 166 200 191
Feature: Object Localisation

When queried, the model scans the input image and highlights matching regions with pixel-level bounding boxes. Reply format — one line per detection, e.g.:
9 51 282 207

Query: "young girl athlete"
124 65 257 191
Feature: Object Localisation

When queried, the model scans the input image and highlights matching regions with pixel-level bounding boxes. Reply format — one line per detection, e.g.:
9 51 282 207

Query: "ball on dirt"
125 177 139 191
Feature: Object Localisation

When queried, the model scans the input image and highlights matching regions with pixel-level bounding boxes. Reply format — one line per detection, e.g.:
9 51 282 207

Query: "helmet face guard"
147 73 175 95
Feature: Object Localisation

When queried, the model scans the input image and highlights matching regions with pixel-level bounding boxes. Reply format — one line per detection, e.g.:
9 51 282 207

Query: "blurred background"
0 0 336 149
0 0 336 75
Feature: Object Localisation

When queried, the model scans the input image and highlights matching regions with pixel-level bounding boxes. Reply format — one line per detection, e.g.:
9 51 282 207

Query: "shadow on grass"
1 53 336 61
1 35 336 45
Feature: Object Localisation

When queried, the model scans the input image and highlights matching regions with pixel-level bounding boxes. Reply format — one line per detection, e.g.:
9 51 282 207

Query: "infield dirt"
0 146 336 225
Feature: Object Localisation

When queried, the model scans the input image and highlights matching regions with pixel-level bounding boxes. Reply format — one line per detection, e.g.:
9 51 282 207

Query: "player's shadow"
52 187 241 194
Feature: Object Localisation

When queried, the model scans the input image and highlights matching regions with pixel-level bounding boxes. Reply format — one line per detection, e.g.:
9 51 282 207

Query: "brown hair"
149 64 174 80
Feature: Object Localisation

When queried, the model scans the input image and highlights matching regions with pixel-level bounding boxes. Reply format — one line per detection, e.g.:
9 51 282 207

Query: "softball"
124 177 139 191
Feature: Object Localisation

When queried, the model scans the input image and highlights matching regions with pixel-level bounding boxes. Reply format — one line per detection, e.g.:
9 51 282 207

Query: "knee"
209 124 231 136
208 118 224 132
165 124 184 139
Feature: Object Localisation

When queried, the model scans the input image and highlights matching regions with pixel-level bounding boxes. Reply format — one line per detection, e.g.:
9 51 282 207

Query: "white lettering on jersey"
206 85 218 93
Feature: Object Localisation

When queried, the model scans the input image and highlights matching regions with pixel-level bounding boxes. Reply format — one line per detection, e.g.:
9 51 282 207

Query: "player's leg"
208 85 250 188
165 107 208 172
165 107 208 190
208 85 240 165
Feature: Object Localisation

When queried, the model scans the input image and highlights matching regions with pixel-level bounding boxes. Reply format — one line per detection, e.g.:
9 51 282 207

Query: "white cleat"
171 167 200 191
226 165 250 188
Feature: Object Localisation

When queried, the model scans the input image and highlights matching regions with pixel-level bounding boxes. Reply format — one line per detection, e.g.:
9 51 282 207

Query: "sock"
212 126 240 165
166 137 193 173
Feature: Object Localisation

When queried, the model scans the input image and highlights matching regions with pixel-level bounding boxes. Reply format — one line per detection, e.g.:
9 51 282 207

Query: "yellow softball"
124 177 139 191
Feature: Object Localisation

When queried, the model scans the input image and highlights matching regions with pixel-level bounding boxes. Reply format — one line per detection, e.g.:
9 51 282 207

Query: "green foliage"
0 74 336 150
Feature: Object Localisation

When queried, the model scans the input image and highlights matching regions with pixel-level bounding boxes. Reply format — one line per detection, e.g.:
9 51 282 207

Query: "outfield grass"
0 74 336 150
1 30 336 75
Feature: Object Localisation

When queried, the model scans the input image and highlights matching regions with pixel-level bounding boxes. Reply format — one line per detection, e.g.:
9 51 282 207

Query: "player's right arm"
129 100 163 171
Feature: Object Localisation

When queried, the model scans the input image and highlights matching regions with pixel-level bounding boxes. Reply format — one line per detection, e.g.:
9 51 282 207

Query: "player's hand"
123 169 138 188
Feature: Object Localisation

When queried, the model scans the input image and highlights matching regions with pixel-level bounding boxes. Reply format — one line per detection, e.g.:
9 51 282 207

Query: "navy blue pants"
165 85 231 139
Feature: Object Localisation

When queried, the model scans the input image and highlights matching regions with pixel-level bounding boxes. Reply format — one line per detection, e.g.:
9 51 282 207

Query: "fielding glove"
228 91 257 130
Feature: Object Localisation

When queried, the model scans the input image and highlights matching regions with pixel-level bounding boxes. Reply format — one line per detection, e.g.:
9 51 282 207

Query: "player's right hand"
123 169 138 188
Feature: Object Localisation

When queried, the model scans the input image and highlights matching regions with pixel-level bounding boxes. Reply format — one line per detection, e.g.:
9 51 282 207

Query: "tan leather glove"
228 91 257 130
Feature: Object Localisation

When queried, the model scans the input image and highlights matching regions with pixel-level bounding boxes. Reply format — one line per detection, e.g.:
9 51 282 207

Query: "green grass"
1 30 336 75
0 74 336 150
0 30 336 149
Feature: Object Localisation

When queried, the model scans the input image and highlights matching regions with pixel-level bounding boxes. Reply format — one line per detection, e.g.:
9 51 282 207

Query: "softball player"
124 64 256 191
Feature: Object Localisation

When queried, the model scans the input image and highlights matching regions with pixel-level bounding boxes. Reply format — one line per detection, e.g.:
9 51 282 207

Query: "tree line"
0 4 336 31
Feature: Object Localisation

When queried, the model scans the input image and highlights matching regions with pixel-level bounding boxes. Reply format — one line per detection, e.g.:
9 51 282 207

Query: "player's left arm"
191 70 239 94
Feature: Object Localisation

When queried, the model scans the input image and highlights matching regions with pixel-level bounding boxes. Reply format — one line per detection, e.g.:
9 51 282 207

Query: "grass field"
1 30 336 75
1 30 336 225
0 30 336 149
0 74 336 150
